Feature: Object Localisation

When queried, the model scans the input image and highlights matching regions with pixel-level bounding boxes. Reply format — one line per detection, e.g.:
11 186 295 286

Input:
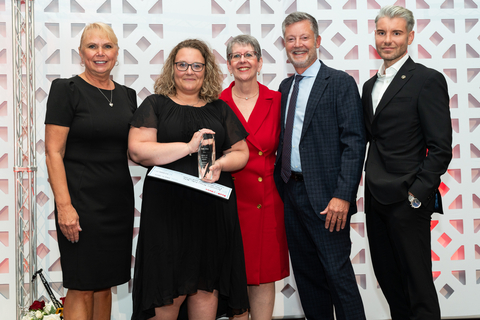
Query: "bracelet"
186 143 192 156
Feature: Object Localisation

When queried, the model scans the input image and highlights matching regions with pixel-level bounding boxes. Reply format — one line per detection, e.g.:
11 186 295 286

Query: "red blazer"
220 81 289 284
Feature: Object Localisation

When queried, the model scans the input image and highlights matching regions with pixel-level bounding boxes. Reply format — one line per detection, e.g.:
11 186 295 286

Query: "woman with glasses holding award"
128 39 249 320
220 35 289 320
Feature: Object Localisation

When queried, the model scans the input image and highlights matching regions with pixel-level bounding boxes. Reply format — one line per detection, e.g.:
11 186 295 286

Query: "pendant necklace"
97 87 113 107
233 88 259 100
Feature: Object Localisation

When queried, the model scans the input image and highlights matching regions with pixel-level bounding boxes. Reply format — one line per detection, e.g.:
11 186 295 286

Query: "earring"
230 73 232 76
258 72 260 76
115 61 119 66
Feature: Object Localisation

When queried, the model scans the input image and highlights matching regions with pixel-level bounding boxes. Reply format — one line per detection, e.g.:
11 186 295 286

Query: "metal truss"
12 0 37 319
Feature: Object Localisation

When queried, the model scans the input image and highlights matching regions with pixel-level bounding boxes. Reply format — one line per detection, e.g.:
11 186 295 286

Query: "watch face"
412 198 422 208
408 195 422 208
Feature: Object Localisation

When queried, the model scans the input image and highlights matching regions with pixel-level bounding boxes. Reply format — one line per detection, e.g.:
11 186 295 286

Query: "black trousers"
366 196 441 320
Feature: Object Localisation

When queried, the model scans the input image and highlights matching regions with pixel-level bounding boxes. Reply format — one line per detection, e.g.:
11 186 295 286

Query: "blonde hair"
79 22 119 49
154 39 223 103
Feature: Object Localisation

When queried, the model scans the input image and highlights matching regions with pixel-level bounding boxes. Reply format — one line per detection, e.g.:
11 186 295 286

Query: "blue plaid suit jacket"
274 60 366 219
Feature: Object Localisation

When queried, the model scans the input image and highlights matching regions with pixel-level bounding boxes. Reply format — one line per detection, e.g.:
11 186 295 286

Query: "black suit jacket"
274 61 366 218
362 57 452 212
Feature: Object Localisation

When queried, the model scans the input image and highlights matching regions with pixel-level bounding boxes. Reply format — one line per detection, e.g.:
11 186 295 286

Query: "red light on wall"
438 182 450 197
451 245 465 260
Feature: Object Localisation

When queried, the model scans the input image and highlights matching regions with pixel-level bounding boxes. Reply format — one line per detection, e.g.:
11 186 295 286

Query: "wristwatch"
408 193 422 209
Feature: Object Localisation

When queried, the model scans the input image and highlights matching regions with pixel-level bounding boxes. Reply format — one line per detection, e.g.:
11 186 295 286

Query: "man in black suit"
274 12 366 320
362 5 452 320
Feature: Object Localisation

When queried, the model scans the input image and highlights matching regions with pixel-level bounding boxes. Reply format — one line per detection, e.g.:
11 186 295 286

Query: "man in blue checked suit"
273 12 366 320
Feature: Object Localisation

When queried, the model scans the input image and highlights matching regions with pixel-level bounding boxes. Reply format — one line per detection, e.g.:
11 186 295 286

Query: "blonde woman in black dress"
45 23 136 320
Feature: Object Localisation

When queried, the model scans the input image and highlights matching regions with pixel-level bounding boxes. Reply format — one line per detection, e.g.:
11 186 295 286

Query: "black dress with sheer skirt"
130 95 249 320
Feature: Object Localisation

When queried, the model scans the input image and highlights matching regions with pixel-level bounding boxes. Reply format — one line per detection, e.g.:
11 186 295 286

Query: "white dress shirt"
285 59 321 172
372 53 410 114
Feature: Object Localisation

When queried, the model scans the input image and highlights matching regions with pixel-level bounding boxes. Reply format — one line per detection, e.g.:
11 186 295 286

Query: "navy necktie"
281 75 303 183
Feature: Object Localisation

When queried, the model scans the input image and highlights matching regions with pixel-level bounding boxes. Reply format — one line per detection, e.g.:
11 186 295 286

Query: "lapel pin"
401 75 406 79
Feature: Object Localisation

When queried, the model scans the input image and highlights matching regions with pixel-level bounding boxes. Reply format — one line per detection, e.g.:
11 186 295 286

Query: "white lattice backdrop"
0 0 479 319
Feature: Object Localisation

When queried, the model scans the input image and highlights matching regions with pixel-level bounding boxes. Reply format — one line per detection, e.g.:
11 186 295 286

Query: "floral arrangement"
21 298 65 320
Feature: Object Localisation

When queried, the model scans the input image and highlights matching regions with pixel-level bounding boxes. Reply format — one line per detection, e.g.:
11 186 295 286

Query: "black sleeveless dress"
130 95 249 319
45 76 136 290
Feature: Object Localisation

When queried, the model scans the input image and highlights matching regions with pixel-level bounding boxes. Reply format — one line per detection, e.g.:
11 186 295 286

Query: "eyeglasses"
174 62 205 72
228 51 258 61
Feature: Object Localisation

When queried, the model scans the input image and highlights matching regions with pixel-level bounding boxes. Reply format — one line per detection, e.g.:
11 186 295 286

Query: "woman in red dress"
220 35 289 320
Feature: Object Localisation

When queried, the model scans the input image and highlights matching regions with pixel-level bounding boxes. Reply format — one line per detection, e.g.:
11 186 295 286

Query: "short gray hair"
282 12 319 39
226 35 262 61
375 5 415 33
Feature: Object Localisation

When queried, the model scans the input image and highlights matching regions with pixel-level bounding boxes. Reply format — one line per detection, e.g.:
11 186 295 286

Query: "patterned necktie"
281 74 304 183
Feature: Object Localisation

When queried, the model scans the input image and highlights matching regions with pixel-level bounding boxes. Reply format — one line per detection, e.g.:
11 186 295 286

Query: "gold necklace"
97 87 113 107
232 88 259 100
176 95 200 106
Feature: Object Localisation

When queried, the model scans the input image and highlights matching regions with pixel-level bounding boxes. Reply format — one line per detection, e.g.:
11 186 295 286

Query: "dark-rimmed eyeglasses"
174 62 205 72
228 51 258 61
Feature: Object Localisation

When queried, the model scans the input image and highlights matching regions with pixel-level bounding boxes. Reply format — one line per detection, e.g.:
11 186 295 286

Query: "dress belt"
290 171 303 182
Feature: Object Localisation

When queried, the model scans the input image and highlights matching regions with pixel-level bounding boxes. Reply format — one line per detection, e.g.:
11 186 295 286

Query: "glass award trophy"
198 133 215 179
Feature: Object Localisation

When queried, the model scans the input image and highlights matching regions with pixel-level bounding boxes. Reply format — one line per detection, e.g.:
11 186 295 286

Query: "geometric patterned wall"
0 0 479 319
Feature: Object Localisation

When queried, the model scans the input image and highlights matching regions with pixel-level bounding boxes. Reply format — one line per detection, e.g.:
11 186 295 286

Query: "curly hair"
154 39 223 103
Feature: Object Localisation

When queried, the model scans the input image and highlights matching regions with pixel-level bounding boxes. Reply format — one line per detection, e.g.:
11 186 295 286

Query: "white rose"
43 314 61 320
35 310 43 318
21 315 33 320
43 302 56 314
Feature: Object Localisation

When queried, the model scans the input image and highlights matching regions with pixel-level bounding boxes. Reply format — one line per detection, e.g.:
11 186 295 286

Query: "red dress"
220 82 289 285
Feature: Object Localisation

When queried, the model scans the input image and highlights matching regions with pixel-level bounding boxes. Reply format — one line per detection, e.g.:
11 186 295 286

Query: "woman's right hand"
187 128 215 155
128 127 216 166
57 204 82 243
45 124 82 243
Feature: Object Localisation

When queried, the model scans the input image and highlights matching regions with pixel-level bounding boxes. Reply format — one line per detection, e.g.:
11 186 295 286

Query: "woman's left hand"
202 160 223 183
200 139 248 183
